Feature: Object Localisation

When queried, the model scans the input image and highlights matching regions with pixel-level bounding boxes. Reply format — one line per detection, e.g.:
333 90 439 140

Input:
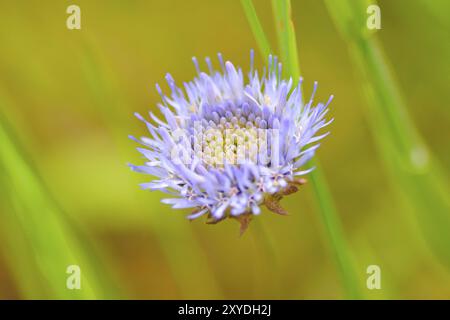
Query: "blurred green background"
0 0 449 299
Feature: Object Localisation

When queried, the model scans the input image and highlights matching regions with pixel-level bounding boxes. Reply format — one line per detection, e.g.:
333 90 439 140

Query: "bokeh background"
0 0 449 299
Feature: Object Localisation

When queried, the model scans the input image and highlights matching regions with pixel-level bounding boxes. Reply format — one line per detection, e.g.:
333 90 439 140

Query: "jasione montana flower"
129 51 333 234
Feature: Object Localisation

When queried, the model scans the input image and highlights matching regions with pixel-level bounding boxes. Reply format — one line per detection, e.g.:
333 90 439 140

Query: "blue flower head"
129 51 333 234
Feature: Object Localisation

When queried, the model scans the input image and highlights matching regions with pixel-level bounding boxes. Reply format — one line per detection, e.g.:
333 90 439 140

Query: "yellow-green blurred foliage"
0 0 449 299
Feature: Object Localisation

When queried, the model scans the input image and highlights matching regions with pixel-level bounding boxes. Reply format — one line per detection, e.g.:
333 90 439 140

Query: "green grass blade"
308 160 362 298
241 0 272 59
0 102 114 299
241 0 362 299
324 0 450 267
271 0 300 82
